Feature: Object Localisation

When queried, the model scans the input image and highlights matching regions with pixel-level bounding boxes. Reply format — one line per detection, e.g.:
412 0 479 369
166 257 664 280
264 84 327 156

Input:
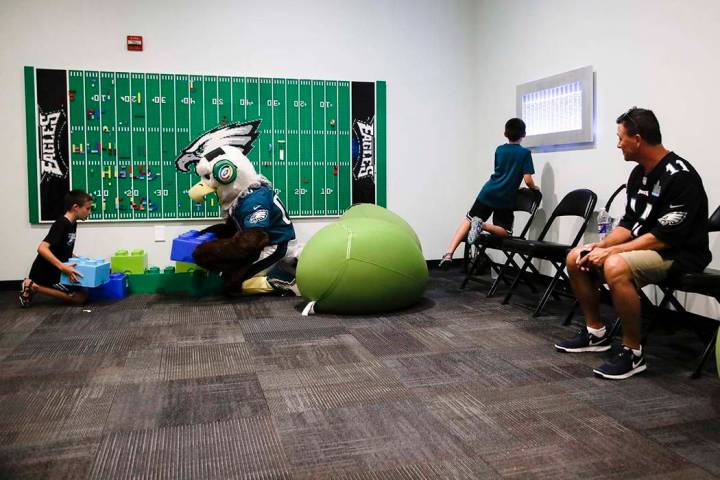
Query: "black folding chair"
460 188 543 291
500 188 597 317
609 205 720 378
564 184 627 325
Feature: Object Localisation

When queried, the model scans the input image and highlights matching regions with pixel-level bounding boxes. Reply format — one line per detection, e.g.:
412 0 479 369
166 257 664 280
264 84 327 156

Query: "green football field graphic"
25 67 386 223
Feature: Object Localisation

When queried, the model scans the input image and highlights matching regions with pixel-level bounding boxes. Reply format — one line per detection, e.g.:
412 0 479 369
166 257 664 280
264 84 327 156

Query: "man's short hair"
504 118 526 142
63 190 93 211
616 107 662 145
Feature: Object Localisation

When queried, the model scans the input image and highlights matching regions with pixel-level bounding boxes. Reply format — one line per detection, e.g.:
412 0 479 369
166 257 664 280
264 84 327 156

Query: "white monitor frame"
516 65 594 148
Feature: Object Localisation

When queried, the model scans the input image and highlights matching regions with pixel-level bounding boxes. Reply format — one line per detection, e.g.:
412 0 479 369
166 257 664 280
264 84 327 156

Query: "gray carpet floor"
0 269 718 479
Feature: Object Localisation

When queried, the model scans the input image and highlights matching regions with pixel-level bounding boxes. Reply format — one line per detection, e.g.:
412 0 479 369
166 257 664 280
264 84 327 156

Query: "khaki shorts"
616 250 674 288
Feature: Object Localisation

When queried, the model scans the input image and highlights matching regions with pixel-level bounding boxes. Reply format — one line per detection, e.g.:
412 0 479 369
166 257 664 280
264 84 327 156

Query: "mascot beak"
189 181 216 202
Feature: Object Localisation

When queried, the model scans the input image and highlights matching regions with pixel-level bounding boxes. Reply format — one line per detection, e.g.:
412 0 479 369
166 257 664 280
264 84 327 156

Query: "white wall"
4 0 719 317
0 0 479 280
474 0 720 316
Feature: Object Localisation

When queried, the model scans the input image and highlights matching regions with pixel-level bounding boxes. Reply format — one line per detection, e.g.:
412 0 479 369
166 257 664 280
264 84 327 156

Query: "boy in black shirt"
555 108 711 380
20 190 94 307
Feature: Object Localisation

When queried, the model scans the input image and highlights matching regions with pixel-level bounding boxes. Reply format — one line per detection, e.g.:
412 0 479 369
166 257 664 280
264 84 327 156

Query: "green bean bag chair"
297 204 428 314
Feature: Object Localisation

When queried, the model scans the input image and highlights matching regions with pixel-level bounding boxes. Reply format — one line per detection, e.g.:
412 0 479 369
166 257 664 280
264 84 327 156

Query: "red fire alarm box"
127 35 143 51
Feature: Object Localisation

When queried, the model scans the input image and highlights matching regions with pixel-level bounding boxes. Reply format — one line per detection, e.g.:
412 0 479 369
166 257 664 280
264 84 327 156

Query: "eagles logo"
249 209 269 224
658 211 687 226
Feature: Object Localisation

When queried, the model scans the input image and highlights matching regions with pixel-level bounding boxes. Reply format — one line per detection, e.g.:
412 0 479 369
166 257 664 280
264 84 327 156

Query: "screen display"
521 81 582 135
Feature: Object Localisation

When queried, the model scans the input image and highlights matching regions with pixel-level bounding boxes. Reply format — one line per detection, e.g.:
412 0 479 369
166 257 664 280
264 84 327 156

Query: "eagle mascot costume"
175 120 300 295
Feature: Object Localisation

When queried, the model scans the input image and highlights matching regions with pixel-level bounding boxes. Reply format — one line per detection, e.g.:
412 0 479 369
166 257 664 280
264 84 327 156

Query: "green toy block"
111 249 148 274
127 266 163 293
127 266 223 296
176 261 205 273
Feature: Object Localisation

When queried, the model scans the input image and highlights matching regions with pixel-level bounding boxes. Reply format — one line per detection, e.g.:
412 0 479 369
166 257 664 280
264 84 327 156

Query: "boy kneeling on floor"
20 190 93 307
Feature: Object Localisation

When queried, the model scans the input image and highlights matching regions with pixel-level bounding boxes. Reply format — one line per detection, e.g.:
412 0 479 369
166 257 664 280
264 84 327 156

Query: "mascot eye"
204 174 211 180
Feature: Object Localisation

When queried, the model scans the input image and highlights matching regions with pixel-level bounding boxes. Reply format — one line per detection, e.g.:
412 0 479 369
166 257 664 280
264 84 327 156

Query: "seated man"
555 107 711 380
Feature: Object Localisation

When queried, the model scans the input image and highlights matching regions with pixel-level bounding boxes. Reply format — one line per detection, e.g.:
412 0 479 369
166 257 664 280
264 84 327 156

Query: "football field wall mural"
25 67 386 223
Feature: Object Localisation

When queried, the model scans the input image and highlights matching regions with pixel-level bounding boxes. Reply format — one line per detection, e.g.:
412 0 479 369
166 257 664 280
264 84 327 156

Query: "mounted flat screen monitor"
516 66 594 149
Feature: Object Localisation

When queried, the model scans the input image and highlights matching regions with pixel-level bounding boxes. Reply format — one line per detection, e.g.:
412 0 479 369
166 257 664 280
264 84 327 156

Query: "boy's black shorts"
466 200 514 233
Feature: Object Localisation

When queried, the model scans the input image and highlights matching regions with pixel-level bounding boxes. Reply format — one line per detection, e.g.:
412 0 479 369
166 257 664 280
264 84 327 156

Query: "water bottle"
597 207 611 239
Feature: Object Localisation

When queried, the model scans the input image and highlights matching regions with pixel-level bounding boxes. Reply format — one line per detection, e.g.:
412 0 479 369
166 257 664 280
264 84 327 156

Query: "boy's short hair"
63 190 93 212
505 118 526 142
616 107 662 145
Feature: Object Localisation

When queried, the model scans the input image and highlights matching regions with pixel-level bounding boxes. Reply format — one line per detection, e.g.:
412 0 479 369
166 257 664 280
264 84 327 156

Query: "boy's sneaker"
18 279 33 308
467 217 484 245
438 253 453 270
555 328 612 353
593 345 647 380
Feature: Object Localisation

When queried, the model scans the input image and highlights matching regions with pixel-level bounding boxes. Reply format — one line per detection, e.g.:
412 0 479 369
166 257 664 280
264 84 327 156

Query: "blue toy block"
60 256 111 288
88 273 128 301
170 230 216 263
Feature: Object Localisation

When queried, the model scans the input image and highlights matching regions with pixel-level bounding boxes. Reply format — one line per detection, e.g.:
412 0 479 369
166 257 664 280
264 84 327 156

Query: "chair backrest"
537 188 597 246
514 188 543 239
708 205 720 232
604 184 626 211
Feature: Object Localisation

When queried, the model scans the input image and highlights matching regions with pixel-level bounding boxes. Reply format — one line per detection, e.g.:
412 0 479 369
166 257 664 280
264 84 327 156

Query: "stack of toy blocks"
127 266 165 294
170 230 216 263
89 272 129 301
175 261 204 273
127 265 223 296
111 249 147 274
60 257 111 287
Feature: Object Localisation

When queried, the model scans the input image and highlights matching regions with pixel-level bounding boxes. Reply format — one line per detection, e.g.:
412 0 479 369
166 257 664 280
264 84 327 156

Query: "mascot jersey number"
174 120 299 295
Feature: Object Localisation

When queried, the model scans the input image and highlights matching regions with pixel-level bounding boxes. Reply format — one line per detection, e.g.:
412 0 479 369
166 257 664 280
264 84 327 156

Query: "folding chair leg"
608 317 622 338
563 300 578 326
691 326 718 379
462 242 471 273
533 266 563 317
488 257 514 297
460 246 489 290
487 273 503 297
459 257 476 290
502 257 532 305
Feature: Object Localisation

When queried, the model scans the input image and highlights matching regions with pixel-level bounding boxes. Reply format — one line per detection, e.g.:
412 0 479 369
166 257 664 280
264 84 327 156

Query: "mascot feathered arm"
193 229 269 272
200 218 237 239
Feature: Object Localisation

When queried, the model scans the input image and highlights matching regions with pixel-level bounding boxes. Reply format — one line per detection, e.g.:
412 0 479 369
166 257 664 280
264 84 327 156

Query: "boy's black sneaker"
593 345 647 380
554 328 612 353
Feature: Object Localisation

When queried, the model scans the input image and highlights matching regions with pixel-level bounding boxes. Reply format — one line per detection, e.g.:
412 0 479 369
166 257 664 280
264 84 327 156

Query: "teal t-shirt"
477 143 534 209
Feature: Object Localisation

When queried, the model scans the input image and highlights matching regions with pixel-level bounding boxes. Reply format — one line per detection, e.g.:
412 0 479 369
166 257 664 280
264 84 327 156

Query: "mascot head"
174 120 268 211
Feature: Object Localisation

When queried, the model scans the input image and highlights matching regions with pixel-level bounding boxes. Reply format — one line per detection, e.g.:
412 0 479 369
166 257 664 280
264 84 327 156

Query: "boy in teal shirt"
440 118 538 268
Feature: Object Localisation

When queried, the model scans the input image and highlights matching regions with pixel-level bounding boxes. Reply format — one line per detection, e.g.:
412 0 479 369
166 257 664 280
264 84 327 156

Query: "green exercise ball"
297 215 428 314
340 203 422 249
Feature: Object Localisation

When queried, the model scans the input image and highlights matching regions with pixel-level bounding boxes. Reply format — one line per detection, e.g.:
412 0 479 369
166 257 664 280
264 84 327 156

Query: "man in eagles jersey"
555 107 711 380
